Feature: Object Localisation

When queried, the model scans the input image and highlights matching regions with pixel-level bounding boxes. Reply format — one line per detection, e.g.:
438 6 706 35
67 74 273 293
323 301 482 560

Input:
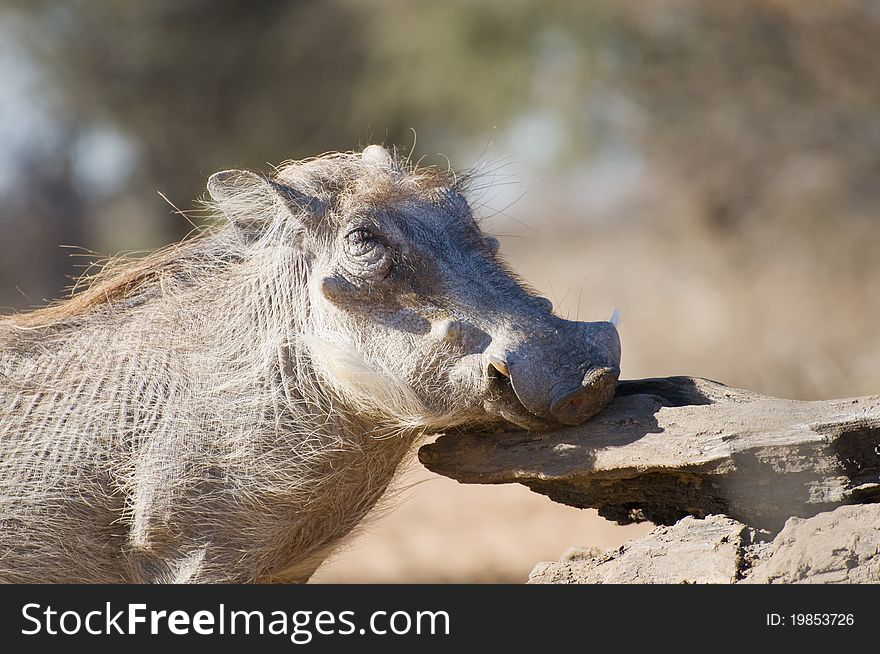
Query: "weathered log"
418 377 880 530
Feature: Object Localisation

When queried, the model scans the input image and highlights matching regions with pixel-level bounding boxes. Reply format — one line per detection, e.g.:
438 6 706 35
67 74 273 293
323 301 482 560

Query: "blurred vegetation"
1 0 878 583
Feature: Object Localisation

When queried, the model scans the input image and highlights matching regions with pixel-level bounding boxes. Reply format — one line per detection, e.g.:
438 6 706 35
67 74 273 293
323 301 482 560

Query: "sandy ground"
312 464 651 583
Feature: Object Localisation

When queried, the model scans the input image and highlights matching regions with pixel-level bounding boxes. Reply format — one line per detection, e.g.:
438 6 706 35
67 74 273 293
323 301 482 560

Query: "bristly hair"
0 146 480 582
4 148 467 330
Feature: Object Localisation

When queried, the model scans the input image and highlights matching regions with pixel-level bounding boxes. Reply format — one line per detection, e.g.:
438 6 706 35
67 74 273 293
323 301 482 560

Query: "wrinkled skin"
216 145 621 432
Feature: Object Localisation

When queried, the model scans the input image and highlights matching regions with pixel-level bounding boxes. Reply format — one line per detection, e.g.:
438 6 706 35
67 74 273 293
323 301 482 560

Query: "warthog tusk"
610 308 621 327
487 354 510 377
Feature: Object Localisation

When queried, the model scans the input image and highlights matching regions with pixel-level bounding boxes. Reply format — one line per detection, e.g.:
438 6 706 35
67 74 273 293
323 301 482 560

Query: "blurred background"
1 0 878 581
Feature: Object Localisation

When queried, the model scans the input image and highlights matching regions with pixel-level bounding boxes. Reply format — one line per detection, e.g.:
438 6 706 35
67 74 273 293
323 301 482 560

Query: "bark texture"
420 377 880 530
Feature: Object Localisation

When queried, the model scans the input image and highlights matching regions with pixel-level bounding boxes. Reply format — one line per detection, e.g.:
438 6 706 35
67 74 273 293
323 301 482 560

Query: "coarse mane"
4 233 216 329
3 148 465 331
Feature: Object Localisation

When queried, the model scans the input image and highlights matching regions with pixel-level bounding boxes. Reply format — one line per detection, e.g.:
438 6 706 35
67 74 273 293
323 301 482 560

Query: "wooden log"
418 377 880 530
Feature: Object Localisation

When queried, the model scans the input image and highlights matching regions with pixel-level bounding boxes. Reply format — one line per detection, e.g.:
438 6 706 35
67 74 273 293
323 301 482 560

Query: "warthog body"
0 146 620 582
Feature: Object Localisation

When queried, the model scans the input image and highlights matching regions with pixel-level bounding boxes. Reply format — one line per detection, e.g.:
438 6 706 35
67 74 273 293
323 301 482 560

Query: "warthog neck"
0 233 420 582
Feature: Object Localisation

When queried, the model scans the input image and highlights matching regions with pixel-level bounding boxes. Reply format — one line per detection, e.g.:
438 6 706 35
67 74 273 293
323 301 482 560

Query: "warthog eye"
344 227 392 279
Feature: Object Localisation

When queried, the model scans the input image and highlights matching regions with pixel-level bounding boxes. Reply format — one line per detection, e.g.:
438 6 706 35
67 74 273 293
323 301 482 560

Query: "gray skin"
289 152 620 432
0 146 619 582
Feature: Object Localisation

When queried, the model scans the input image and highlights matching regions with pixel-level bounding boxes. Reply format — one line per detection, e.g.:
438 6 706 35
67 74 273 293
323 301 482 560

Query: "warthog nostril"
486 354 510 377
548 366 620 425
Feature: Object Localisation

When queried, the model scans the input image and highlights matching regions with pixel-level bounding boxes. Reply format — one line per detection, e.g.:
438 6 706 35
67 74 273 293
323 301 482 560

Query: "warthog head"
208 145 620 431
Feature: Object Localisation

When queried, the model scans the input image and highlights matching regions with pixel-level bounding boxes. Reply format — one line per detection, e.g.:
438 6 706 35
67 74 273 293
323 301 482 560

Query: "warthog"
0 146 620 582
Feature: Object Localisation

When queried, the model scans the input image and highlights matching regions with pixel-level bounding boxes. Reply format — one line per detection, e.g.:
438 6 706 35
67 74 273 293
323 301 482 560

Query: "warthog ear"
207 169 324 231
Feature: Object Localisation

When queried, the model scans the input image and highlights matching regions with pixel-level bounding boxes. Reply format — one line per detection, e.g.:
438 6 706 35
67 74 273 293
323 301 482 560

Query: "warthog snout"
486 317 621 427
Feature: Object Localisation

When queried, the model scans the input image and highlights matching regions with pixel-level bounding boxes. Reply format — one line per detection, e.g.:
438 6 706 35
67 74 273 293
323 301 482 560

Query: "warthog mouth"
482 365 561 431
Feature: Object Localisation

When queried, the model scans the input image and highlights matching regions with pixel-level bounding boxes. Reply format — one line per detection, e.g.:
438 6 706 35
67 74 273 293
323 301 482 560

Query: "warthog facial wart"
0 146 620 582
